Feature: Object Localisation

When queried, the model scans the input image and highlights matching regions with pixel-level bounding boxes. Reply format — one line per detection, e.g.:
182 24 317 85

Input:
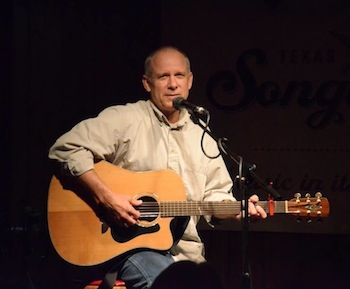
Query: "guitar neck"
157 198 328 218
157 200 288 217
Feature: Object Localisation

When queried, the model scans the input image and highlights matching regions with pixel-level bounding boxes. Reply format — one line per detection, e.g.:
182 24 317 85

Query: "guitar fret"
257 201 288 214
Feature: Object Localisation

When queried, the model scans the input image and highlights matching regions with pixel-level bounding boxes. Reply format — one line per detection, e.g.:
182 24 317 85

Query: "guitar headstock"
288 192 330 221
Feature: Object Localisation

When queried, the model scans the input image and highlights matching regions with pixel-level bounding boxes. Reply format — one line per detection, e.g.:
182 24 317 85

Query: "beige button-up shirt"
49 100 235 263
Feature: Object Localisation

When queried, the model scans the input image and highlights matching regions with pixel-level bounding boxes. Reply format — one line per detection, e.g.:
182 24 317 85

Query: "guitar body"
47 161 188 266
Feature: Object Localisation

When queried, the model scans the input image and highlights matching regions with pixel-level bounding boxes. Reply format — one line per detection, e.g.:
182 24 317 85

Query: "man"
48 46 267 289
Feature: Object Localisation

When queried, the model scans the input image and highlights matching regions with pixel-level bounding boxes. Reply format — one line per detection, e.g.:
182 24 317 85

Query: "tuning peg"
294 193 301 203
315 192 322 198
305 193 311 204
315 192 322 204
316 209 323 222
305 208 312 223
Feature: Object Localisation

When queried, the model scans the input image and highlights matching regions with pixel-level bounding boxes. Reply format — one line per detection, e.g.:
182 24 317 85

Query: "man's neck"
166 111 180 124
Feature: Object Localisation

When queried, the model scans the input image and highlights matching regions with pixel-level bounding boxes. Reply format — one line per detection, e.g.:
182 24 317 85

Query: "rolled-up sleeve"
48 109 120 176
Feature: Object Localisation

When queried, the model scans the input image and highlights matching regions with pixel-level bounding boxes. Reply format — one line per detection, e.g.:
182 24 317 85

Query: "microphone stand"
189 113 281 289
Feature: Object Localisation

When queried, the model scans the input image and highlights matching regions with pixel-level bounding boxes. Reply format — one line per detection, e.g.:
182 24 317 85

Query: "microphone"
173 97 208 115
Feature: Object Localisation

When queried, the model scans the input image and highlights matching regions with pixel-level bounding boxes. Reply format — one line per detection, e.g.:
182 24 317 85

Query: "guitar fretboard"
137 200 291 217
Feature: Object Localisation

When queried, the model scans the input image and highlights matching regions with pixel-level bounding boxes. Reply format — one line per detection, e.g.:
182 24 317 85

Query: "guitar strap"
97 255 129 289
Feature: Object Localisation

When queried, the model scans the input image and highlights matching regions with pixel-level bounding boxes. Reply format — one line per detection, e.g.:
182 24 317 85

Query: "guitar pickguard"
110 223 160 243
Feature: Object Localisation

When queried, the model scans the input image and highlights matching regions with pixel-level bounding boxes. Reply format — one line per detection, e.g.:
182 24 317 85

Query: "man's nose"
168 76 178 89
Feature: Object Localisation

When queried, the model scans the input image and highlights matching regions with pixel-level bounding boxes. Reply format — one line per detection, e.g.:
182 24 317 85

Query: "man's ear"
142 75 151 92
188 72 193 90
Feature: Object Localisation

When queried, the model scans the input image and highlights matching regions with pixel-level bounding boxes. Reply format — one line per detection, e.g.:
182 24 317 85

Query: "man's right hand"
77 169 142 227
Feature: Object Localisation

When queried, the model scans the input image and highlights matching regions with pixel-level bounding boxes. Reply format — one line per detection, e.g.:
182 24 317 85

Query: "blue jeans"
119 251 174 289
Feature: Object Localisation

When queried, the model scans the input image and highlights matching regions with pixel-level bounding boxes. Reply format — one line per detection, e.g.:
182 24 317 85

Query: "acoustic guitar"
47 160 330 266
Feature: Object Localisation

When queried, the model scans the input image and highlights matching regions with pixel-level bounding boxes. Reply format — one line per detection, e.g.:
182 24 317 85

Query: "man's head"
142 46 193 123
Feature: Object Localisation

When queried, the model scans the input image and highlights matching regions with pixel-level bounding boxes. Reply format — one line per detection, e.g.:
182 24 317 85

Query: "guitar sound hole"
137 195 159 223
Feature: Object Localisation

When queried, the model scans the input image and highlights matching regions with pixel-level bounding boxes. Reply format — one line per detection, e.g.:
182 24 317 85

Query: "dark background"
2 0 350 288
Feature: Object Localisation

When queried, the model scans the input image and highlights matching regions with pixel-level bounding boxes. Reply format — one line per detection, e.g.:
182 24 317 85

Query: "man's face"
142 49 193 122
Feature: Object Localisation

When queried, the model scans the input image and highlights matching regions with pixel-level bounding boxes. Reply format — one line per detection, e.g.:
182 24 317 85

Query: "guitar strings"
135 200 323 217
135 201 272 217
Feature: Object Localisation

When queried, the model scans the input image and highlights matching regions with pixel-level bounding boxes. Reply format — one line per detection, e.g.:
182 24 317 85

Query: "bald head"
144 46 191 78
